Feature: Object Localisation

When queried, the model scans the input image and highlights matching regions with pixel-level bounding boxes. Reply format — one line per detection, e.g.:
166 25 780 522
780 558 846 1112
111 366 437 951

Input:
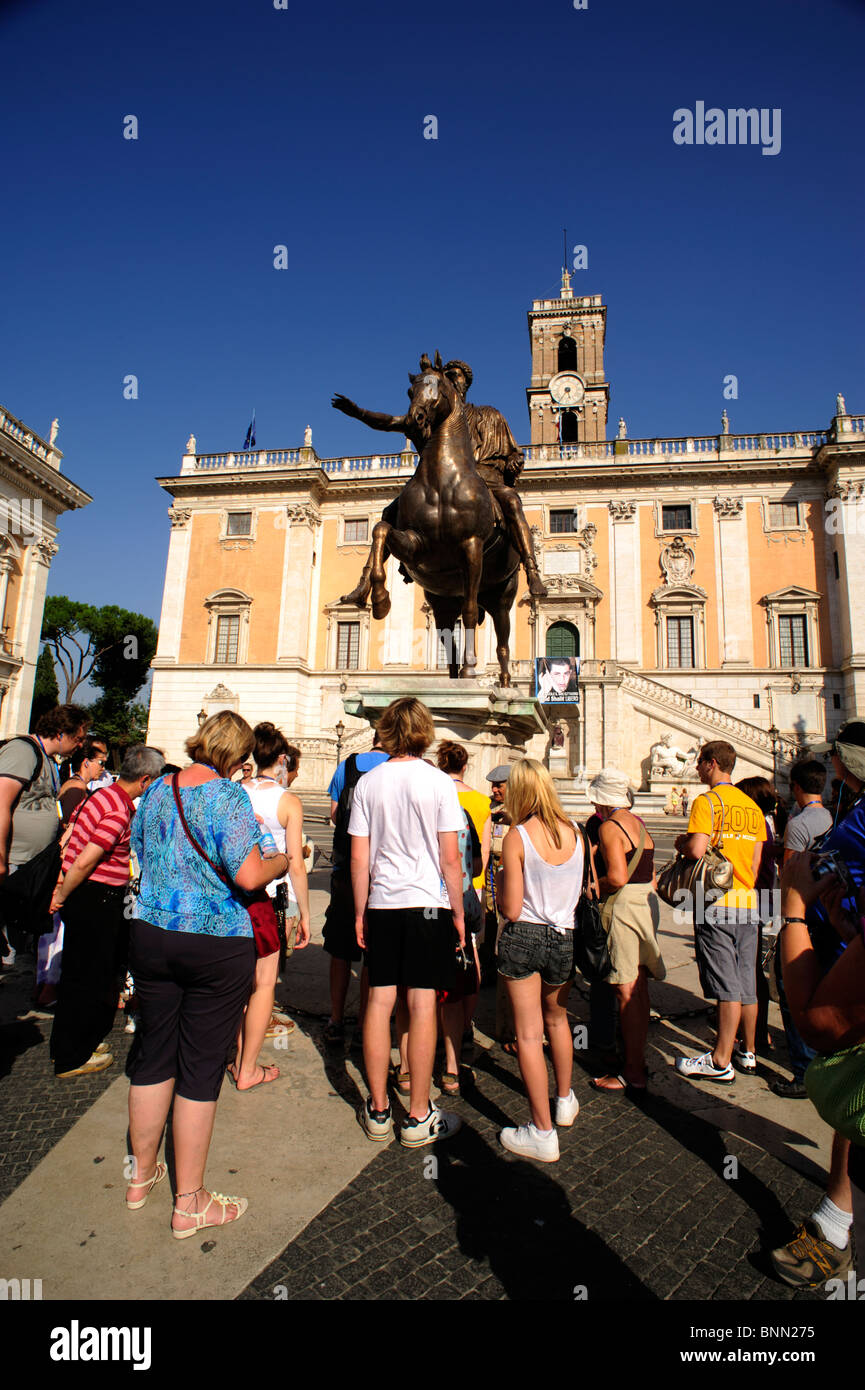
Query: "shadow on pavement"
434 1124 657 1301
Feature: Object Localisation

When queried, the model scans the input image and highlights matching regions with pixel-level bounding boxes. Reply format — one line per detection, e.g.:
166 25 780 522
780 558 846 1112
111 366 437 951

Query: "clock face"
548 371 585 407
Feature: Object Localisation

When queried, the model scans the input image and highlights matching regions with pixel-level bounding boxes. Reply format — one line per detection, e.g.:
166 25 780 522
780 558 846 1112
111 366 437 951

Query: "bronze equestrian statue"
331 353 532 684
334 357 547 603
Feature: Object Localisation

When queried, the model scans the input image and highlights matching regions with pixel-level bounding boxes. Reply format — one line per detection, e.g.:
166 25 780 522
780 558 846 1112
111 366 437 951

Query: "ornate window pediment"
204 589 252 665
650 583 707 669
760 586 821 669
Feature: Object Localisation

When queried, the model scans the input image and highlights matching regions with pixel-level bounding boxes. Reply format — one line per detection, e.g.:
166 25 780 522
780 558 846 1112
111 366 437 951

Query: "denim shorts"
497 919 575 987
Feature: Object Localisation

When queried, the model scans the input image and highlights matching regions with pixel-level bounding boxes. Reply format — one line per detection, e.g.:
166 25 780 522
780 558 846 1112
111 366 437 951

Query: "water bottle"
259 827 279 858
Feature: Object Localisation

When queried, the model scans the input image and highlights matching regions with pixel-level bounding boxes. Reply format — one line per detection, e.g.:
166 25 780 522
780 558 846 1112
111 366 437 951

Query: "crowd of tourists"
0 699 862 1281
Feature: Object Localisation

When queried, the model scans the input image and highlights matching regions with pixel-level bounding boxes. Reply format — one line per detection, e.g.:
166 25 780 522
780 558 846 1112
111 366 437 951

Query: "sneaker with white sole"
732 1042 757 1074
399 1104 462 1148
675 1050 735 1083
499 1123 560 1163
554 1091 580 1127
359 1097 393 1142
56 1050 114 1078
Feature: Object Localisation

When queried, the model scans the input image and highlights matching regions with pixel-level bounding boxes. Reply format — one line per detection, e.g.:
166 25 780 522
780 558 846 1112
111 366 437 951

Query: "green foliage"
41 596 158 705
87 693 150 764
29 646 60 730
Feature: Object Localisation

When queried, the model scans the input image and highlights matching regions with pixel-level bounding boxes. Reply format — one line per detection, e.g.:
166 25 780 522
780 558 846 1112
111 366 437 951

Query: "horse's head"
406 350 458 442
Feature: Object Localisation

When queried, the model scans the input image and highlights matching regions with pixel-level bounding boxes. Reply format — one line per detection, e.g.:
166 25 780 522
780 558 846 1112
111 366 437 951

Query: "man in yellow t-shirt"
672 740 765 1084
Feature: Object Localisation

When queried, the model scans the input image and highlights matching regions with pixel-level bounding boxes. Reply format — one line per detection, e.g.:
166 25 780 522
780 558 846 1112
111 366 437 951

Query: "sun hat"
587 767 634 809
809 719 865 782
486 764 512 784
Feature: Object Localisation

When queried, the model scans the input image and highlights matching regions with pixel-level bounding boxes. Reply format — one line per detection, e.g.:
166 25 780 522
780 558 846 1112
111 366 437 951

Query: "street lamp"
197 708 207 728
335 719 345 768
768 724 779 784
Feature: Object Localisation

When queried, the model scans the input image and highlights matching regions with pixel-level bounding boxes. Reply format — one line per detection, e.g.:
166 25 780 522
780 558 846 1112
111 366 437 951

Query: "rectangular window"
661 504 692 532
666 615 695 668
768 501 800 529
833 693 841 709
215 615 239 663
337 621 360 670
778 615 808 667
753 693 760 709
344 518 369 543
226 511 252 537
549 509 577 534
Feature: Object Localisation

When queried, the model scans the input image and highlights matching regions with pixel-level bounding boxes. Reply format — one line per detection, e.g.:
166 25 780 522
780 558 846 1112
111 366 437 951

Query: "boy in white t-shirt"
349 697 466 1148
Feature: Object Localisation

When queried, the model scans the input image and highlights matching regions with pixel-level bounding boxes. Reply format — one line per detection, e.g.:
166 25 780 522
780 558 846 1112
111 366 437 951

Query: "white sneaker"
499 1123 560 1162
124 1017 137 1034
399 1104 462 1148
732 1042 756 1074
675 1050 735 1083
554 1090 580 1127
360 1097 393 1142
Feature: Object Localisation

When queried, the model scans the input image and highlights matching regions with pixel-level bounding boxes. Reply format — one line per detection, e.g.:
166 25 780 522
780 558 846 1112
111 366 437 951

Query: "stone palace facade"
146 276 865 793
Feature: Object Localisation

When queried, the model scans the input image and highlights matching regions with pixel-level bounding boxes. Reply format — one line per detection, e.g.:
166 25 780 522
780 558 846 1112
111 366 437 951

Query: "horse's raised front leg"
341 500 398 609
369 521 426 621
458 536 483 679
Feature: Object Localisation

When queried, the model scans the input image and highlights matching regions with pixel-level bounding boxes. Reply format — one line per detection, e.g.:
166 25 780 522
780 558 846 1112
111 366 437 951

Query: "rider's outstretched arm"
353 406 407 432
332 394 407 433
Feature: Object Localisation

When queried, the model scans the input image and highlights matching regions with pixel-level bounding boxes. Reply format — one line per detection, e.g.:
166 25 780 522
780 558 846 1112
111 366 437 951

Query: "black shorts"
322 874 363 963
365 907 457 990
127 919 255 1102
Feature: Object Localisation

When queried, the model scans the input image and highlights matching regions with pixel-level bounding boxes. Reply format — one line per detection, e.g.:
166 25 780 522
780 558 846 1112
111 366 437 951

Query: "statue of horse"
332 352 521 683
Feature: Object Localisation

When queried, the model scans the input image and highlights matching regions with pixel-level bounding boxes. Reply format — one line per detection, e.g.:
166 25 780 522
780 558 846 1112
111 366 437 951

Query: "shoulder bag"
573 824 612 985
656 790 735 908
805 1041 865 1144
171 774 280 959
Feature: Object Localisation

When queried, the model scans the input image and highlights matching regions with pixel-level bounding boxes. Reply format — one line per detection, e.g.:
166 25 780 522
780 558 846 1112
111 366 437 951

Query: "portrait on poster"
534 657 580 705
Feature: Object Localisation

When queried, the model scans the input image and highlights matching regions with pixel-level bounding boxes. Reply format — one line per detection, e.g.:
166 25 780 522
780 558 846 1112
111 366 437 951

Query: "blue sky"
2 0 862 626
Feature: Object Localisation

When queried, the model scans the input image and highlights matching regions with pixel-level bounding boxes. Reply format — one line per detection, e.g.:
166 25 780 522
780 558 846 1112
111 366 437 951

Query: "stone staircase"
618 669 801 772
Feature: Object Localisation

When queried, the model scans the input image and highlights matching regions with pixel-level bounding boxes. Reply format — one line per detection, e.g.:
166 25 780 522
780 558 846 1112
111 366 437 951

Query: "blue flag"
244 410 256 451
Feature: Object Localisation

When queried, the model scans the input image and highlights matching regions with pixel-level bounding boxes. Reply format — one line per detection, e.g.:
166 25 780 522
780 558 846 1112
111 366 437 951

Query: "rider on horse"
333 358 548 599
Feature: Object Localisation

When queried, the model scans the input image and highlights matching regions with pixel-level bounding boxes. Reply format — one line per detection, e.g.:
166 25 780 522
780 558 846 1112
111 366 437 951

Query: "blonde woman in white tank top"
496 759 583 1162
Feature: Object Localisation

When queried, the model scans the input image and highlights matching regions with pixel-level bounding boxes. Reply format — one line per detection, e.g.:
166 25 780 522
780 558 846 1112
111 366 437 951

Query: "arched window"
557 335 578 372
560 411 579 443
545 621 580 658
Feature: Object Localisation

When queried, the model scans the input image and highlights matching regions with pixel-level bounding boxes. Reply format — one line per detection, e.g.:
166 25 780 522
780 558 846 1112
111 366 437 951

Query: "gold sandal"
171 1188 248 1240
126 1162 168 1210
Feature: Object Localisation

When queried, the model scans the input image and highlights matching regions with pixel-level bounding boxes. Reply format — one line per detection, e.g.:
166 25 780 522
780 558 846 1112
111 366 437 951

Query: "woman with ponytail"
232 723 310 1090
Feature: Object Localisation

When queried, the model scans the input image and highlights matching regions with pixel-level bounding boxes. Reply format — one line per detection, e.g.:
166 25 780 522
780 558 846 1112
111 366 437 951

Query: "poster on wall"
534 657 580 705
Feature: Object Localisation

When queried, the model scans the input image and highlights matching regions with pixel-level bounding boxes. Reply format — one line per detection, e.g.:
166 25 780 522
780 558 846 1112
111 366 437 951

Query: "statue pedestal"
343 675 548 785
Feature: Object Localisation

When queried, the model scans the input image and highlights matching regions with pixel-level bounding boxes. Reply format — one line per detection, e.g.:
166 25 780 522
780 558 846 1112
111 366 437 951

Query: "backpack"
0 735 46 793
331 753 367 874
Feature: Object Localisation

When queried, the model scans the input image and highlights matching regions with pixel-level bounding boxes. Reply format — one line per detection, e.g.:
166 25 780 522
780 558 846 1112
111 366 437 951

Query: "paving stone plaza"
1 813 859 1358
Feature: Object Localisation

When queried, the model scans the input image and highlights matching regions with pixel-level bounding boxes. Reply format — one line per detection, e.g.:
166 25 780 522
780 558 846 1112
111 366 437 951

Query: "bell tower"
526 271 610 445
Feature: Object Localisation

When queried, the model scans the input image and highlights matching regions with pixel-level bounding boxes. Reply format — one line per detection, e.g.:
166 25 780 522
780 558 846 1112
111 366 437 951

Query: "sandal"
126 1161 168 1210
590 1073 647 1096
236 1063 279 1092
171 1188 248 1240
264 1015 295 1039
393 1070 411 1097
439 1072 460 1097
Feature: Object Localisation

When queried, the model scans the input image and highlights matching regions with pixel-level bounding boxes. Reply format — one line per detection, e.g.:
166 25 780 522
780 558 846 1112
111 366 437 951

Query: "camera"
811 851 857 900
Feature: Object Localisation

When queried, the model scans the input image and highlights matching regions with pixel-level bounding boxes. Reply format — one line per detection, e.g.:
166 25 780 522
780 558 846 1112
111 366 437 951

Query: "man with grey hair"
49 745 164 1078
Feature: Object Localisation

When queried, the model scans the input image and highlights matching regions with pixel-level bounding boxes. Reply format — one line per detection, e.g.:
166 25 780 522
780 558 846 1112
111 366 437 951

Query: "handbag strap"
705 790 726 850
171 773 230 885
579 823 601 901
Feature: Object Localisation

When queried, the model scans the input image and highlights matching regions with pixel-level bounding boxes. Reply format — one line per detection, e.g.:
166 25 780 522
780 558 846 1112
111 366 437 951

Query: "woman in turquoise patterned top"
125 712 290 1240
